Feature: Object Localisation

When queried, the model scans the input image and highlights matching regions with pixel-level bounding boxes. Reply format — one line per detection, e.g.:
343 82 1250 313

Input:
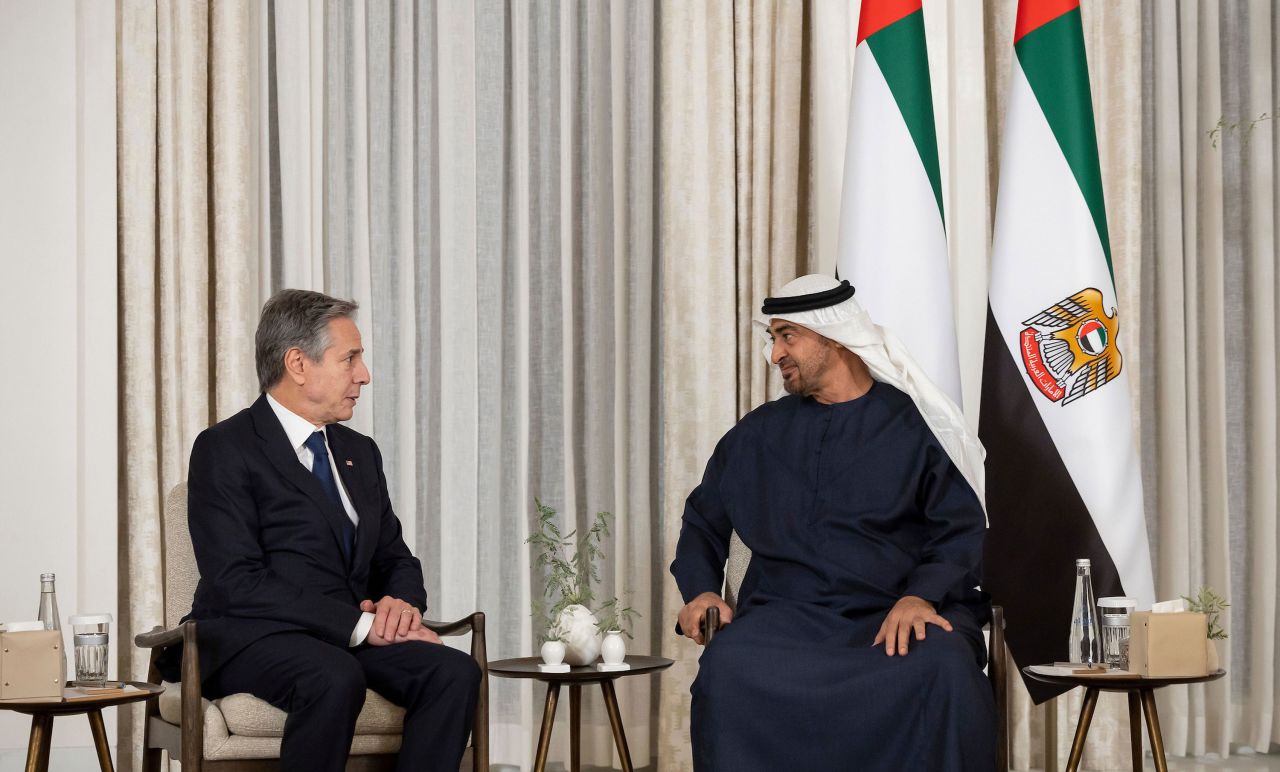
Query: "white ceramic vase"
601 630 626 666
553 604 602 666
540 639 566 667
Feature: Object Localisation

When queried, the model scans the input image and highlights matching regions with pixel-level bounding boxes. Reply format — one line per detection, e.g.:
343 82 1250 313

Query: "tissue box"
1127 611 1208 677
0 630 64 701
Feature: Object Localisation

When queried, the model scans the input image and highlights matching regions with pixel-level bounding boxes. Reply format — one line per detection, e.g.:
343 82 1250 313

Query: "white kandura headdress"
754 274 987 517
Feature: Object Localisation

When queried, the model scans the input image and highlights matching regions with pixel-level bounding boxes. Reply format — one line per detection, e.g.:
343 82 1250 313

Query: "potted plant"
1182 586 1229 671
527 499 638 666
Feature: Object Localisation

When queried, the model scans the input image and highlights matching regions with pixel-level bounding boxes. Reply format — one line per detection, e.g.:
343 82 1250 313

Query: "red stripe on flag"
1013 0 1079 42
856 0 922 45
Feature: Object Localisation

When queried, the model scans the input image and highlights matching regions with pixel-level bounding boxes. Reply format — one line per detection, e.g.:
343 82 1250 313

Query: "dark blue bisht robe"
671 382 996 772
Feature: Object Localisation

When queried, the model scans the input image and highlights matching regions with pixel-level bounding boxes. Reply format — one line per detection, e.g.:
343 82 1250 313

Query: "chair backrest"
164 482 199 629
723 532 750 608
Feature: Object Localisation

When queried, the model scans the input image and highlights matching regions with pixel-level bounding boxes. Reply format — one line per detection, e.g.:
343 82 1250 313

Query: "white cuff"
350 612 375 647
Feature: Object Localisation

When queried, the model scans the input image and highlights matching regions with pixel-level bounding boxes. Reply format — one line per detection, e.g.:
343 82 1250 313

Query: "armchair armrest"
425 611 488 772
135 624 185 650
987 605 1008 772
702 606 722 646
134 620 205 769
423 611 484 638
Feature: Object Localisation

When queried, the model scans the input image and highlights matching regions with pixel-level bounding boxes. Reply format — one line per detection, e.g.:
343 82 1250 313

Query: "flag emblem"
1018 287 1122 406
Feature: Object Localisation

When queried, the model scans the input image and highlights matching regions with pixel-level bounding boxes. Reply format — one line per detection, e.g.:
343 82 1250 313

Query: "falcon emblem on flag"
1017 287 1123 405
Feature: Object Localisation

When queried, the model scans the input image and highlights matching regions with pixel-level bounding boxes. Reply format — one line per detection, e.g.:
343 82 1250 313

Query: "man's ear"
282 347 308 385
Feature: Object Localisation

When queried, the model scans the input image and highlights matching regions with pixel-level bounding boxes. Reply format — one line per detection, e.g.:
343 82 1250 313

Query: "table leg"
600 679 633 772
1140 689 1168 772
1128 691 1143 770
88 709 115 772
24 714 53 772
1045 698 1059 772
533 682 560 772
1065 687 1099 772
569 684 581 772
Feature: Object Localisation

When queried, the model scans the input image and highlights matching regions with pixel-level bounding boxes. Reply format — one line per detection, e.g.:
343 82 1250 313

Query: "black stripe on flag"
979 307 1125 704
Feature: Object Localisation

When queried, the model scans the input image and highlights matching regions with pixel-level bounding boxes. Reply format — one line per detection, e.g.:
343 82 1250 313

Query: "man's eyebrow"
769 323 798 335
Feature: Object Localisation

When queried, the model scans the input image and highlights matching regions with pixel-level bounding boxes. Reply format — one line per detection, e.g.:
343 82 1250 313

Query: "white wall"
0 0 118 760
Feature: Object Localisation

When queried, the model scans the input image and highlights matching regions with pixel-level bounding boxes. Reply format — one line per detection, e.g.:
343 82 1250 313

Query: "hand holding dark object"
678 592 733 645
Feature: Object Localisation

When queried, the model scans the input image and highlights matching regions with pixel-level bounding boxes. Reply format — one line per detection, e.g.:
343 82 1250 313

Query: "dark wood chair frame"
703 603 1010 771
134 613 490 772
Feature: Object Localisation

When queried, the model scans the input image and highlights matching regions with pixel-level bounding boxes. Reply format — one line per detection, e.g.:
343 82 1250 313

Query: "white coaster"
595 662 631 672
538 663 570 673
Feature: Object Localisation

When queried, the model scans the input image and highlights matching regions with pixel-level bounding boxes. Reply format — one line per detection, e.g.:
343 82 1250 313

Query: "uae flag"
981 0 1155 701
836 0 961 404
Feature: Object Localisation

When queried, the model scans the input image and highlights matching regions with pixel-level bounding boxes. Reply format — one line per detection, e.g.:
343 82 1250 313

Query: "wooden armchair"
701 533 1009 771
133 483 489 771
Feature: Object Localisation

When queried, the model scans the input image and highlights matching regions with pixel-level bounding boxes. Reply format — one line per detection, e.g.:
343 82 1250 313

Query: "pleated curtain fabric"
118 2 261 770
732 0 814 415
1141 0 1279 757
655 2 739 767
120 1 660 769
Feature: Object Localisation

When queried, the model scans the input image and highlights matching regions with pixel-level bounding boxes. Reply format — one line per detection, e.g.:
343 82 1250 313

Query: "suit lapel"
250 396 354 564
327 426 378 572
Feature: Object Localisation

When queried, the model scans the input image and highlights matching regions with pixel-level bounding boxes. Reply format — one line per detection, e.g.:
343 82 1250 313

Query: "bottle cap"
1075 558 1091 567
40 573 56 582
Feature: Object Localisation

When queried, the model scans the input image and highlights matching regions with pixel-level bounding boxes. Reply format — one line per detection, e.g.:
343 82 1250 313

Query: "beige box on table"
0 630 65 702
1128 611 1209 677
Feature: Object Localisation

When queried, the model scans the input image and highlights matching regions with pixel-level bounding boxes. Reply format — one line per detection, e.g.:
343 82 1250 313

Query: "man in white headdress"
670 275 995 771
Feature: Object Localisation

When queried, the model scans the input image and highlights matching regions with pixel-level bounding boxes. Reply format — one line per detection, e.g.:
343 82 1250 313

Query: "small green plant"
1182 586 1230 640
526 499 639 642
595 597 640 639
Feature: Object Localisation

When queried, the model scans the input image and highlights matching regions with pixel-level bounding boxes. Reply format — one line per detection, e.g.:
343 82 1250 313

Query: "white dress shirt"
265 393 374 647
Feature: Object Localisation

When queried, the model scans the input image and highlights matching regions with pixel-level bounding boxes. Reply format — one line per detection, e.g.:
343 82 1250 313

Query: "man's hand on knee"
677 592 732 646
362 596 432 643
873 595 952 656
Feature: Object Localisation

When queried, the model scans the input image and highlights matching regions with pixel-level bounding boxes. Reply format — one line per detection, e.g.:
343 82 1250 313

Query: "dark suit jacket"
161 394 426 683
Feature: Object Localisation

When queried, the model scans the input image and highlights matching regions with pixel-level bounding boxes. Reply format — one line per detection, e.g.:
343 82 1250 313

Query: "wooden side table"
1023 667 1225 772
0 681 164 772
489 655 672 772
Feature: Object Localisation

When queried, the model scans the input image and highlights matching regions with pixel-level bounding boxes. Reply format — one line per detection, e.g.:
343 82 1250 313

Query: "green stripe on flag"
865 10 944 220
1014 8 1113 277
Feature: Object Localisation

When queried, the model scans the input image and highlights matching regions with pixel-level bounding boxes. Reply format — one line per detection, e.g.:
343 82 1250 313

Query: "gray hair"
255 289 359 392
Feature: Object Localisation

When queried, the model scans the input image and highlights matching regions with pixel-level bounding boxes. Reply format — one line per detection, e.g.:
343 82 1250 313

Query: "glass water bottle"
36 572 68 682
37 573 61 631
1068 559 1101 664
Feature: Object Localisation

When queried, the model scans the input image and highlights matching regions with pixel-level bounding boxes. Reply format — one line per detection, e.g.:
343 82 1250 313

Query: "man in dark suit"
175 289 479 771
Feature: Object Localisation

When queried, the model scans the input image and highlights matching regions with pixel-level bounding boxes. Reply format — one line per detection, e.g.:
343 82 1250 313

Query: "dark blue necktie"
305 430 356 562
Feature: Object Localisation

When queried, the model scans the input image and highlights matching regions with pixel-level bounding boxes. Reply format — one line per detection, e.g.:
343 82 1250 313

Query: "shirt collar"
265 392 325 453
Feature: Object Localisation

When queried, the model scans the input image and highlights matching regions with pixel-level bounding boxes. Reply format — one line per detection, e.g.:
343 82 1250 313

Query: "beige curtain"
1141 0 1279 757
314 3 661 766
117 1 260 769
121 2 662 769
657 1 818 769
734 0 813 413
656 1 739 768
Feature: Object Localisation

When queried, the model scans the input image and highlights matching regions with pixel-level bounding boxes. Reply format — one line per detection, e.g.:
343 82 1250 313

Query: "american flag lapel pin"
345 459 354 467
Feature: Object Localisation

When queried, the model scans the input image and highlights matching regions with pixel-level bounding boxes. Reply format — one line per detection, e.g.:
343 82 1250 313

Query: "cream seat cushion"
158 681 405 760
